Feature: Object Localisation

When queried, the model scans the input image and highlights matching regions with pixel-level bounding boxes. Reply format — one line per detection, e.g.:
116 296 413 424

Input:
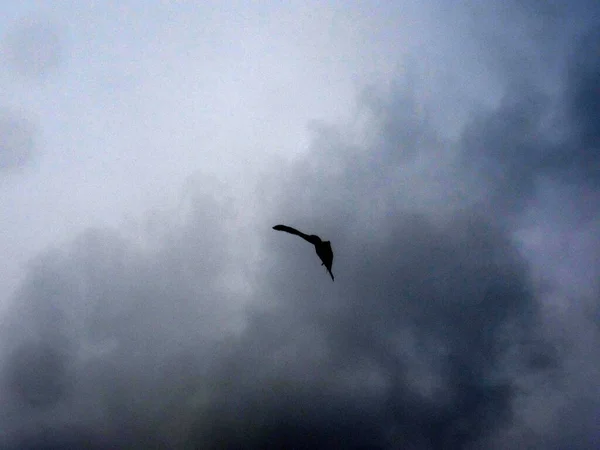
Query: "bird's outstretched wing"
272 224 312 243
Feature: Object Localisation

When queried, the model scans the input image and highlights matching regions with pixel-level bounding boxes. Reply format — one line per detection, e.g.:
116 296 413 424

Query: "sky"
0 1 598 448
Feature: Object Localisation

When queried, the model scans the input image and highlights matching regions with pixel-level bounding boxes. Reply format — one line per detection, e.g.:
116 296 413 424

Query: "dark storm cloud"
1 18 65 79
5 427 114 450
191 213 536 449
178 66 566 446
1 81 550 449
0 213 243 447
5 342 71 408
460 26 600 220
0 109 37 171
562 27 600 180
1 4 598 449
455 15 600 448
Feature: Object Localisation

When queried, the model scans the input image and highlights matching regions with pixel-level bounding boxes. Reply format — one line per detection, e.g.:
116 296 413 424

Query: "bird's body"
273 224 334 281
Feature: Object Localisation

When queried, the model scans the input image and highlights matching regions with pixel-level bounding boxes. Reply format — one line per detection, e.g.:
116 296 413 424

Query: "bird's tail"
320 263 334 281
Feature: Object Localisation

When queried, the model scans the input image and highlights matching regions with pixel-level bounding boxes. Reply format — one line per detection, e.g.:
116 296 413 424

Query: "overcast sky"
0 1 598 448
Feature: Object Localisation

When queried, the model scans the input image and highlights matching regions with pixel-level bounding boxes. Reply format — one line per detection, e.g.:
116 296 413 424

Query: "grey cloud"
0 109 37 171
4 342 71 409
562 28 600 180
1 18 65 79
192 212 536 449
459 27 600 220
1 81 551 449
1 2 598 449
6 428 114 450
0 213 243 446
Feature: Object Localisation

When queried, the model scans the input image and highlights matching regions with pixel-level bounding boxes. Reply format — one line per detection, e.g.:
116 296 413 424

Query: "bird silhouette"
273 224 334 281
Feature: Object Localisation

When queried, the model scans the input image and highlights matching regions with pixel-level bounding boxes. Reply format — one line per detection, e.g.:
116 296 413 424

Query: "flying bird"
273 224 334 281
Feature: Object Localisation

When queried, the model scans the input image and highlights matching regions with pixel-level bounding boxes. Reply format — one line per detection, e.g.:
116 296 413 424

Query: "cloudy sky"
0 1 598 448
